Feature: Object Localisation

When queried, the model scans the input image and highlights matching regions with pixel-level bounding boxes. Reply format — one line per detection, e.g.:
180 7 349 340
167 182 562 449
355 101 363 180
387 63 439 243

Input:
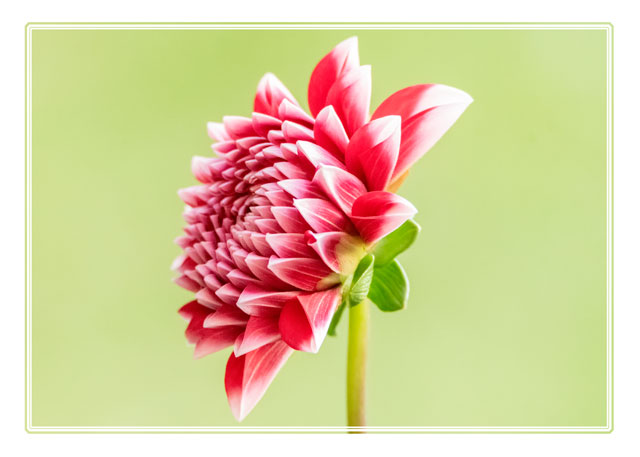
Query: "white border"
24 22 613 434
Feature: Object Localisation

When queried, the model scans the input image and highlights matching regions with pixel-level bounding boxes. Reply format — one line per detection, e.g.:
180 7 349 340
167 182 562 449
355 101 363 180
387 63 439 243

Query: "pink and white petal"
194 326 244 359
325 66 371 137
391 102 472 181
245 253 292 289
203 303 250 328
207 122 231 141
307 37 360 117
223 116 256 139
371 84 473 181
268 257 340 291
345 116 401 191
234 316 281 356
237 285 301 316
305 231 366 274
277 179 324 199
281 121 315 143
296 141 347 171
251 112 282 138
293 198 354 233
265 233 317 258
225 340 294 421
313 105 349 158
278 99 315 127
278 287 342 353
215 283 242 305
372 83 473 122
271 206 311 233
191 156 214 183
254 73 299 117
174 274 201 293
312 165 366 214
350 191 418 244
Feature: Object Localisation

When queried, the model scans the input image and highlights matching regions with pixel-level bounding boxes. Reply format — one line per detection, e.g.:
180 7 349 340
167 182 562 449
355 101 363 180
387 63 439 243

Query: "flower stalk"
347 299 369 431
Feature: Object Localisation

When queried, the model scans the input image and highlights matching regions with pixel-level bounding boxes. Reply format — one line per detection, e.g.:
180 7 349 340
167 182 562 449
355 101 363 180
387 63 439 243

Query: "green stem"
347 300 369 431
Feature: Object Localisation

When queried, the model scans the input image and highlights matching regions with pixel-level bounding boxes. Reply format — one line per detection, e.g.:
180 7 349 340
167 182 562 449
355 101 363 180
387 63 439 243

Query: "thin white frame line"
25 23 613 434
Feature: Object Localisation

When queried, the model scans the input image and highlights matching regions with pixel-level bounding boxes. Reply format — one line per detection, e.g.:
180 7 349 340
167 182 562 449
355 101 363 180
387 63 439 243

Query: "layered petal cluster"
174 37 472 421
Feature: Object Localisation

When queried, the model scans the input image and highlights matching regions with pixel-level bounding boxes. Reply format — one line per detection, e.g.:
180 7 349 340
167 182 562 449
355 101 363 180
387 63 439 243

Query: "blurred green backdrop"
31 28 608 427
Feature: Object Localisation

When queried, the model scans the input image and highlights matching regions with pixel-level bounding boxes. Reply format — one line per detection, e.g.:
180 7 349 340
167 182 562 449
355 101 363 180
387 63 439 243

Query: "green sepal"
368 259 409 312
372 219 421 266
348 254 375 306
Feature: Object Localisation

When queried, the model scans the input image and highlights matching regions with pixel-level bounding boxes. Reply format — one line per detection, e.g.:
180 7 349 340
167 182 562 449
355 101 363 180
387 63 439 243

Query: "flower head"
174 37 472 421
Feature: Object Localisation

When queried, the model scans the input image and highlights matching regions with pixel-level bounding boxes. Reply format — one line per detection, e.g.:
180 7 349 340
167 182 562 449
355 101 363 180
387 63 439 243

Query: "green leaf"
368 259 409 312
372 219 421 266
348 254 375 306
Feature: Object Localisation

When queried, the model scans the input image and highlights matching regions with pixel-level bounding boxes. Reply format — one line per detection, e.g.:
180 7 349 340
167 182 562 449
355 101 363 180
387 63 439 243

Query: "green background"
31 28 608 427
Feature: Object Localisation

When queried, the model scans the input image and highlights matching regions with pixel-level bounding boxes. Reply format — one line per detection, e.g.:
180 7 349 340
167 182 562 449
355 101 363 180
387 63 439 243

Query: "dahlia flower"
174 37 471 423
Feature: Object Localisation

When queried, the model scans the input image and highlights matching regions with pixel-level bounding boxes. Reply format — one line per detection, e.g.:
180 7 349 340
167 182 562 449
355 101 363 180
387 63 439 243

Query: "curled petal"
279 287 342 353
254 73 298 117
325 66 371 137
350 191 418 244
345 116 401 191
225 340 293 421
307 37 360 117
268 257 340 291
312 165 366 215
372 84 473 181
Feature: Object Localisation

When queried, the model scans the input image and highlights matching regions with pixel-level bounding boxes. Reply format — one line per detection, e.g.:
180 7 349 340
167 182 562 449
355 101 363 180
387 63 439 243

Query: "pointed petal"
234 316 281 356
225 340 293 421
277 179 324 199
203 304 250 328
252 112 282 138
312 165 366 215
296 141 347 171
268 257 340 291
313 105 349 158
207 122 231 141
279 287 342 353
223 116 256 139
293 198 353 233
237 285 301 316
265 233 316 258
281 121 315 143
345 116 401 191
351 191 418 244
305 231 366 274
371 84 473 181
271 206 311 233
325 65 371 137
278 99 315 126
194 326 244 359
307 37 360 117
254 73 298 117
